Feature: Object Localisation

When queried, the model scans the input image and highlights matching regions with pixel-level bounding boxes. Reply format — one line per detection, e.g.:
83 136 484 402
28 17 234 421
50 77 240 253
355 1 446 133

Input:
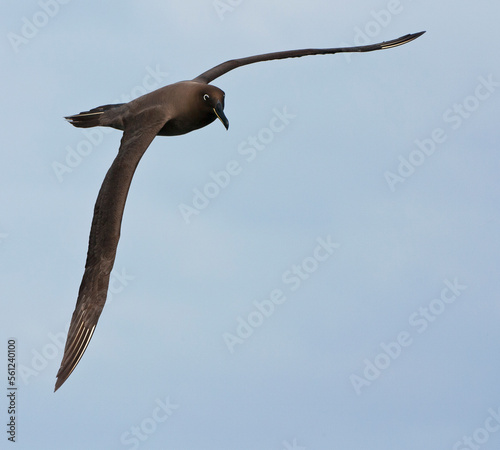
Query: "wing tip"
54 322 96 392
405 30 426 42
381 30 426 49
54 378 64 392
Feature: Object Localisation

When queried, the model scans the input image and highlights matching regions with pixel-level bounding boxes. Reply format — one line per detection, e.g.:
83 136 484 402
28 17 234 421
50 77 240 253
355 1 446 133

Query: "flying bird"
55 31 425 391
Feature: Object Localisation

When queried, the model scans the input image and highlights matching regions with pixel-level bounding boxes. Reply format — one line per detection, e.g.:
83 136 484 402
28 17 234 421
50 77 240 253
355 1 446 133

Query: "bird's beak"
214 101 229 130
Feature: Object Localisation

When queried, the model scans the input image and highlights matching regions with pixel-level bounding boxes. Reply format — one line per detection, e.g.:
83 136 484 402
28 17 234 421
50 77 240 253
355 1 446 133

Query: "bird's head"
199 85 229 130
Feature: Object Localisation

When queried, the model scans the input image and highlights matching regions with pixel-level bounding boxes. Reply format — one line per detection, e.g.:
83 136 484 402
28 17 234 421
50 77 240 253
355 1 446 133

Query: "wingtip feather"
54 322 96 392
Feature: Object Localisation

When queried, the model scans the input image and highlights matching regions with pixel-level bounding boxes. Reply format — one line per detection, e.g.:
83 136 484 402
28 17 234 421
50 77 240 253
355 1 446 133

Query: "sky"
2 1 500 449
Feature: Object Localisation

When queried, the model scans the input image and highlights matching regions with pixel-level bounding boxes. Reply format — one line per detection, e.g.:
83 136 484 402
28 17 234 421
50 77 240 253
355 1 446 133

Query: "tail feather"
65 103 125 128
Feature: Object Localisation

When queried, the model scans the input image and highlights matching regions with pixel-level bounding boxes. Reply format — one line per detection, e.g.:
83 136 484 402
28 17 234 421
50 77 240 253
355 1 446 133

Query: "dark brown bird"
55 31 425 391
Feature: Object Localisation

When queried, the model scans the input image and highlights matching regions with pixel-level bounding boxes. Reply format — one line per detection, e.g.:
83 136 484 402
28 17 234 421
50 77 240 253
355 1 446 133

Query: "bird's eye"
203 94 210 101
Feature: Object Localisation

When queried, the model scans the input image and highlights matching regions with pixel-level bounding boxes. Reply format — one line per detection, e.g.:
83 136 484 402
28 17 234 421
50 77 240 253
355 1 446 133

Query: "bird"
55 31 425 391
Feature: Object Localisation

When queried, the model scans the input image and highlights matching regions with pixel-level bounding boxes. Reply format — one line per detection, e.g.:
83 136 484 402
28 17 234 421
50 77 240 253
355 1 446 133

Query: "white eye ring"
203 94 210 101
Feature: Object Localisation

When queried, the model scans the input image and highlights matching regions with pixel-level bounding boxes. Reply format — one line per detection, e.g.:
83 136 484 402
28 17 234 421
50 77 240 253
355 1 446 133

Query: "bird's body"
55 31 425 391
69 81 227 136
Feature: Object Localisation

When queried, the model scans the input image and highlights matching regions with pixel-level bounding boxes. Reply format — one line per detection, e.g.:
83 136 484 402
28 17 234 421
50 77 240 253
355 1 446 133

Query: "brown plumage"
55 31 425 391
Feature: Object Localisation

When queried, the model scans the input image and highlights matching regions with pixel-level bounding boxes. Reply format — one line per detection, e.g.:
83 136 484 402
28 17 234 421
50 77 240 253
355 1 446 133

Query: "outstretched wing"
55 108 168 391
193 31 425 84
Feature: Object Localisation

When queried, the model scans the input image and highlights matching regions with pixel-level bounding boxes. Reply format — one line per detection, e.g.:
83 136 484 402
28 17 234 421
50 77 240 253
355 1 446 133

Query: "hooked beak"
213 101 229 130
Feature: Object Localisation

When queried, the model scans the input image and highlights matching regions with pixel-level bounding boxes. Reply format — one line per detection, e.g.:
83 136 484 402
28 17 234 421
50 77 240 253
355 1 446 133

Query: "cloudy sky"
2 1 500 449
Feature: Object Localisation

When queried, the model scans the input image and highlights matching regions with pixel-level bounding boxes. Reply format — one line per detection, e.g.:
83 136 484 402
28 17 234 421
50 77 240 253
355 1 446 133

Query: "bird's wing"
55 107 168 391
193 31 425 84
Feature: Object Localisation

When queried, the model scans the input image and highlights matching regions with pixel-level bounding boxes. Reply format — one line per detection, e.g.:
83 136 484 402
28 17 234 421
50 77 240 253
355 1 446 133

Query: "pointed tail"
65 104 125 128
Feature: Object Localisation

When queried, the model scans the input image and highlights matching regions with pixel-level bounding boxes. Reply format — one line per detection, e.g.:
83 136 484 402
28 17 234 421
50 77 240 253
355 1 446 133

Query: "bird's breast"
156 115 216 136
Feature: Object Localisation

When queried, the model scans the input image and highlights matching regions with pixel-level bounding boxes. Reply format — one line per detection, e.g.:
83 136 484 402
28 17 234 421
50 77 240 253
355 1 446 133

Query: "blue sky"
2 1 500 449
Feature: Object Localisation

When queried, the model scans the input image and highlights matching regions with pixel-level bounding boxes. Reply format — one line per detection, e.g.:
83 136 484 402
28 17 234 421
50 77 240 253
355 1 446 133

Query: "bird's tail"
65 103 125 128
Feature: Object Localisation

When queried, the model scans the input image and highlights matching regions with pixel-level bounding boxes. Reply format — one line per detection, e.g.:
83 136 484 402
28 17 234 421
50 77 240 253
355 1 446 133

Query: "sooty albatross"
55 31 425 391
